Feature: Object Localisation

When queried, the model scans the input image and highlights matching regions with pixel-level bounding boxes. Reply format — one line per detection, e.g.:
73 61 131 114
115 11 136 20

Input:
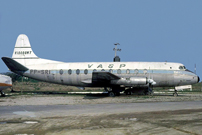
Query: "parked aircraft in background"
2 34 200 97
0 74 12 96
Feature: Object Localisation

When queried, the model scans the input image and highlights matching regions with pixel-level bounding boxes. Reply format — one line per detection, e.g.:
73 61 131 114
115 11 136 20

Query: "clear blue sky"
0 1 202 78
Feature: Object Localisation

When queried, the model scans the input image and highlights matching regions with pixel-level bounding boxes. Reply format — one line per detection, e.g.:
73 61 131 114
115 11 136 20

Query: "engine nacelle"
111 77 148 86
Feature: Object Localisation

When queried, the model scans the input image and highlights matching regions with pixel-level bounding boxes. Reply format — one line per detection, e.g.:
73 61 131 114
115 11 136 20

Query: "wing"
92 71 120 86
81 71 120 85
92 71 120 81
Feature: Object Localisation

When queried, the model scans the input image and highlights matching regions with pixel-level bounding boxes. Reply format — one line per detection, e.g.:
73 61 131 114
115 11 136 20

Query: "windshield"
179 66 186 70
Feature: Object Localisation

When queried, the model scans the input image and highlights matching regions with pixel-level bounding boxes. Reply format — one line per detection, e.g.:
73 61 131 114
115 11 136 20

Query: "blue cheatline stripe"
13 57 39 59
26 69 195 76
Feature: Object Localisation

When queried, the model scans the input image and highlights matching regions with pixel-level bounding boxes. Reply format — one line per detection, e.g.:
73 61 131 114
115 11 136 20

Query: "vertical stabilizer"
12 34 38 59
10 34 62 68
12 34 39 66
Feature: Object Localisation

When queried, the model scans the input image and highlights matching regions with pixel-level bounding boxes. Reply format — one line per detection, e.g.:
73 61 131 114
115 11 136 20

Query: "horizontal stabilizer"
2 57 29 72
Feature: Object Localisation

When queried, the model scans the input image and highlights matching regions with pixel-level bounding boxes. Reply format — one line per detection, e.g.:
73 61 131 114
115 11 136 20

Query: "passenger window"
135 69 138 74
84 69 88 75
59 69 63 75
76 69 80 75
144 69 147 74
109 69 113 73
93 69 97 72
101 69 105 71
68 69 72 75
126 69 130 74
117 69 121 74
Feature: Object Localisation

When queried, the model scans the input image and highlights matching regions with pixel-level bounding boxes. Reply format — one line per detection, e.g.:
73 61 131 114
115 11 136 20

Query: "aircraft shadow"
83 93 109 99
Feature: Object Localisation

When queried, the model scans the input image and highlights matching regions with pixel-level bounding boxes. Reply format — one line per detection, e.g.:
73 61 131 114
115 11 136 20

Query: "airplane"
0 74 12 97
1 34 200 97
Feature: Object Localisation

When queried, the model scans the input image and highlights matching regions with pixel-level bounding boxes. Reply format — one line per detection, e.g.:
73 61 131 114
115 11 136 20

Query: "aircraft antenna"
113 43 121 57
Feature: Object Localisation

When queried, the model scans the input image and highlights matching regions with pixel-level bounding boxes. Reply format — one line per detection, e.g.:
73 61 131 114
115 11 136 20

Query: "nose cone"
198 76 200 83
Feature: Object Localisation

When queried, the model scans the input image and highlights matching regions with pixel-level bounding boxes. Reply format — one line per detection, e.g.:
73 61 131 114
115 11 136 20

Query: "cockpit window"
179 66 186 70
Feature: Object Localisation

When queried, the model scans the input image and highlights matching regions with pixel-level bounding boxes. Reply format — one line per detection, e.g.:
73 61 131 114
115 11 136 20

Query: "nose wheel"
173 90 178 97
144 85 154 96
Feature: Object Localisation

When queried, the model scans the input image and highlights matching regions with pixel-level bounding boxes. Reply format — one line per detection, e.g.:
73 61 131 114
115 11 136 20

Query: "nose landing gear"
173 90 178 97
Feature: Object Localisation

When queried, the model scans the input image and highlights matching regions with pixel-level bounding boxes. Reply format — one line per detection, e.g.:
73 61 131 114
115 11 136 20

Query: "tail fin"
12 34 38 59
12 34 39 66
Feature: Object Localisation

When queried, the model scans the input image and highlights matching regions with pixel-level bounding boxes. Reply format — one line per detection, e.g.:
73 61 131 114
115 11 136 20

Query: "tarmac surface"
1 101 202 118
0 94 202 135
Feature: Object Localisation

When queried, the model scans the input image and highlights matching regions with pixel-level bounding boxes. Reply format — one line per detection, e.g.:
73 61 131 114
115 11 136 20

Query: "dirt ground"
1 92 202 106
0 93 202 135
1 109 202 135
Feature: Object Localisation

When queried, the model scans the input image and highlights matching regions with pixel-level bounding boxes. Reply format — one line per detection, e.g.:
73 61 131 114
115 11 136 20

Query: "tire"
109 91 115 97
126 91 131 95
115 92 120 96
148 91 154 96
1 92 5 97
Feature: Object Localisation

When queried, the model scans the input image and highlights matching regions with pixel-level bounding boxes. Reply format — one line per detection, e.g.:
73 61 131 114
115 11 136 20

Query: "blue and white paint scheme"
2 34 200 96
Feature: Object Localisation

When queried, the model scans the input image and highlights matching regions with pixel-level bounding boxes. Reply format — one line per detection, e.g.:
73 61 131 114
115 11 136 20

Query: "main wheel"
125 91 131 95
109 91 115 97
1 92 5 97
115 92 120 96
148 91 154 96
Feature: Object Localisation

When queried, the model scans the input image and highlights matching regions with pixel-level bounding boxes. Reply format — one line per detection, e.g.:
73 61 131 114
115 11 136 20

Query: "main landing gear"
0 91 5 97
108 91 120 97
105 87 122 97
125 90 132 95
105 86 155 97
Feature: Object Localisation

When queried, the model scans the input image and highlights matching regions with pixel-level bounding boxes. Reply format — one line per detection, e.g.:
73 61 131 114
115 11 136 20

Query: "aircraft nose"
198 76 200 83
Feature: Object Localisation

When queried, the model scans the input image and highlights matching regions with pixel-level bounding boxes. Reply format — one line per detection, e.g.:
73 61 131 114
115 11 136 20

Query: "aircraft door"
46 70 55 82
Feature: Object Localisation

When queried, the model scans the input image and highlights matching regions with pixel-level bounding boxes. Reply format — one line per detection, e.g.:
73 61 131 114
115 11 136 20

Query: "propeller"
148 78 156 85
148 67 156 85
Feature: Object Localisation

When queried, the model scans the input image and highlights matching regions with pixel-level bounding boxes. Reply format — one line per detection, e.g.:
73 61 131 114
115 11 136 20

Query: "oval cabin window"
59 69 63 75
109 69 113 73
117 69 121 74
68 69 72 75
135 69 138 74
126 69 130 74
84 69 88 75
76 69 80 75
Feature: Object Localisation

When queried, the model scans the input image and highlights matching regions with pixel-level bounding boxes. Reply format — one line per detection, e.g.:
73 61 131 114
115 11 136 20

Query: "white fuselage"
18 58 198 88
